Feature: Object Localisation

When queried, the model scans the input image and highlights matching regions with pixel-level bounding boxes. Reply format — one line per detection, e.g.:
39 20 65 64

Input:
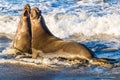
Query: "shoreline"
0 55 60 80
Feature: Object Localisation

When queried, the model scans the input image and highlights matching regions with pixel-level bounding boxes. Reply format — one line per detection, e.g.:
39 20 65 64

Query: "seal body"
30 7 115 68
13 4 31 54
30 8 94 59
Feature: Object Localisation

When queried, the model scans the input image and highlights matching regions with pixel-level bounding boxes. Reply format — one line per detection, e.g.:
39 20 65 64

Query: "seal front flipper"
32 48 44 59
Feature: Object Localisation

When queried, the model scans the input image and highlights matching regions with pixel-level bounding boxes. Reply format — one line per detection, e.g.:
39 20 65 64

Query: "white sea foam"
0 16 19 39
0 0 120 39
1 13 120 39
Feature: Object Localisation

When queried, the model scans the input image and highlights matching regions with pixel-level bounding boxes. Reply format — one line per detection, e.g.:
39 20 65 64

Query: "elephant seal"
12 4 31 54
30 8 117 68
30 7 94 59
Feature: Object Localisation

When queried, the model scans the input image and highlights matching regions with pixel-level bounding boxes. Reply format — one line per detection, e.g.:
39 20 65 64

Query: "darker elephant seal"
12 4 31 54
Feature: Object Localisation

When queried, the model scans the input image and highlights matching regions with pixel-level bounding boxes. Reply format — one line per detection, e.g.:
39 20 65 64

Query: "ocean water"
1 0 120 80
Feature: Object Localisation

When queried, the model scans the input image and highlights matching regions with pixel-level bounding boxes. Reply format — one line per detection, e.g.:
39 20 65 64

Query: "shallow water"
0 36 11 52
0 37 120 80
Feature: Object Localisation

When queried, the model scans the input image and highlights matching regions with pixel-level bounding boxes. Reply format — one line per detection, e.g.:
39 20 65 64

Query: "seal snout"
30 7 41 19
24 4 31 13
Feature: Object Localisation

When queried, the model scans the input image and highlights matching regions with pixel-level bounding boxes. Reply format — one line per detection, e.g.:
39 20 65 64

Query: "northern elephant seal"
30 8 94 60
12 4 31 54
30 7 117 68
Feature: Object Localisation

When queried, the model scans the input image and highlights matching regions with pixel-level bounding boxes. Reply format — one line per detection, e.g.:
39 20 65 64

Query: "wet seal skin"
30 7 116 68
12 4 31 55
30 7 93 59
8 4 117 68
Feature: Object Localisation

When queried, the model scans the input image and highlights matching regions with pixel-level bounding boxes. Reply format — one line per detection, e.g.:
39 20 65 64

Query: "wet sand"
0 59 119 80
0 61 59 80
1 37 120 80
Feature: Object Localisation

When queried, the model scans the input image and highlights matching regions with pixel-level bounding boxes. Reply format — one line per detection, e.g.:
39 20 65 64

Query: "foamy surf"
0 58 117 80
0 51 120 80
1 13 120 39
0 0 120 39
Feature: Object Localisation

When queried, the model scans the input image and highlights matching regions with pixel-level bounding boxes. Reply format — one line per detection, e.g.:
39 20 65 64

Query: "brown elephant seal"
12 4 31 54
30 8 116 68
30 8 94 59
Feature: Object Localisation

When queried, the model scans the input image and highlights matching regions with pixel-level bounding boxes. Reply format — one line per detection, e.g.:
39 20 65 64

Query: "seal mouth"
24 10 29 17
23 4 31 17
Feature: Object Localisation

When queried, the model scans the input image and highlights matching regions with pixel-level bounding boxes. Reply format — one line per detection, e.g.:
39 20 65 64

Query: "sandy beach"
0 61 59 80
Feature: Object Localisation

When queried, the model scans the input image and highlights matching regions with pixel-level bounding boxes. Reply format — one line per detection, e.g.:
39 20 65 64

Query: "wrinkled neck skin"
12 14 31 47
31 15 57 50
17 17 31 39
31 16 52 40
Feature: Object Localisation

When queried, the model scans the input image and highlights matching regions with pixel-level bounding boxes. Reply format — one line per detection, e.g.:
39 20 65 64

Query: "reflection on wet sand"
0 61 119 80
0 62 58 80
